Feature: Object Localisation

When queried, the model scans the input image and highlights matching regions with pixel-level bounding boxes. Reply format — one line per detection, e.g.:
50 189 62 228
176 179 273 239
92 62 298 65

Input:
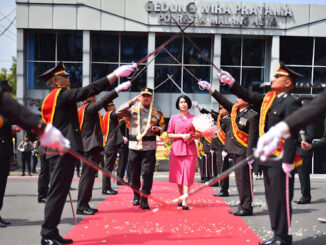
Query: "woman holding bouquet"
167 95 199 210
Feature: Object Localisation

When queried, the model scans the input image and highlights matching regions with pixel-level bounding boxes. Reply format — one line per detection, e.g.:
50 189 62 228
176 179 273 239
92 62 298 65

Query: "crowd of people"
0 58 326 245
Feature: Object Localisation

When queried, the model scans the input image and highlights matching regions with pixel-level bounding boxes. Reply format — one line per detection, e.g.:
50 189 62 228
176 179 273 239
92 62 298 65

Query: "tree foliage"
0 57 17 98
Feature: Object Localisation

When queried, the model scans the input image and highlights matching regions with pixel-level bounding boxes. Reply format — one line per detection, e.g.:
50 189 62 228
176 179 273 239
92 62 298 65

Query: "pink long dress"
168 113 197 186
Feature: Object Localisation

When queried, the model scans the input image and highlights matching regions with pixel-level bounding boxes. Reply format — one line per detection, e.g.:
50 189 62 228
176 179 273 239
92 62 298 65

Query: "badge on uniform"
238 117 247 126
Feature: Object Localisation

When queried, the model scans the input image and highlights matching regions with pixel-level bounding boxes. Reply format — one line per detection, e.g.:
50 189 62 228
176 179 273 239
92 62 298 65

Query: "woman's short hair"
176 95 192 110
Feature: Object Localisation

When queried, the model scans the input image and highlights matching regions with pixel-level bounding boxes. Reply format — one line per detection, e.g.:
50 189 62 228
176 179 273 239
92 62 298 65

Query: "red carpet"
65 182 261 245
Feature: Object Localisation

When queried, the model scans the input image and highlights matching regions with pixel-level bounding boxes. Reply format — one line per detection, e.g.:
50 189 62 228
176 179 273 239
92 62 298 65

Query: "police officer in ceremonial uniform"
199 82 259 216
39 61 136 245
102 101 125 195
0 80 14 228
216 62 302 245
116 88 165 210
212 106 231 197
116 117 130 184
0 80 69 228
76 81 131 215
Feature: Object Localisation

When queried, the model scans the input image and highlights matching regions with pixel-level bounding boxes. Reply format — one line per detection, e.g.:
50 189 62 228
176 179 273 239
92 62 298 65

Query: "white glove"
255 122 290 162
248 158 254 170
282 163 293 177
123 136 128 144
219 70 235 86
222 150 228 159
40 124 70 152
198 80 211 91
114 63 137 78
115 81 131 93
192 101 202 110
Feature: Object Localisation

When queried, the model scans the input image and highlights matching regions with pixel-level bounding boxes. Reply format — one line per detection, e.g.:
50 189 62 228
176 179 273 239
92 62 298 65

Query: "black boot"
140 197 150 210
133 193 140 206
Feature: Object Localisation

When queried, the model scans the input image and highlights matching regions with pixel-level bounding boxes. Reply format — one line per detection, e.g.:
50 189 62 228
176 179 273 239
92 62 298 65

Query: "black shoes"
41 236 73 245
228 209 239 214
38 197 47 203
232 209 253 216
87 206 98 213
140 197 150 210
177 202 182 207
102 189 118 195
77 208 96 215
259 237 288 245
182 205 189 210
0 216 9 227
133 193 140 206
259 237 276 245
294 197 311 204
0 216 11 225
213 192 229 197
228 209 253 216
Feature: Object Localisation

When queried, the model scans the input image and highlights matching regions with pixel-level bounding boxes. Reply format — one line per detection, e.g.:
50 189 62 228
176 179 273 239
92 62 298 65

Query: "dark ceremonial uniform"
311 118 326 150
199 108 218 182
295 124 314 203
116 88 165 207
116 118 130 183
0 116 13 218
40 63 112 240
38 145 50 203
212 114 231 194
285 89 326 134
230 83 301 244
211 89 259 214
201 137 214 181
0 88 43 133
77 90 118 211
102 103 123 193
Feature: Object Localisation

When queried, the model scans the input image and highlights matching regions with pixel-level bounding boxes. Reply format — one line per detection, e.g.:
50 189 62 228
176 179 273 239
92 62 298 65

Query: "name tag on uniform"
239 117 248 126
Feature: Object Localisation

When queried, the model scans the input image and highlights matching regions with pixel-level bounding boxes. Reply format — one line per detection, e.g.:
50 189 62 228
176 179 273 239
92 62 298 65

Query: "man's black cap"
38 61 70 81
140 88 153 95
274 61 303 80
0 80 12 92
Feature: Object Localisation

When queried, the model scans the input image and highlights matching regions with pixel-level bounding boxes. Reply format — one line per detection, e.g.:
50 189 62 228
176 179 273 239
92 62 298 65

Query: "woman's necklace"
136 102 153 150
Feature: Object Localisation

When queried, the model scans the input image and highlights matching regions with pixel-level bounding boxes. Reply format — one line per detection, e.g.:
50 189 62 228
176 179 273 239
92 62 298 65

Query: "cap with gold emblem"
38 61 70 81
275 61 303 79
140 88 153 95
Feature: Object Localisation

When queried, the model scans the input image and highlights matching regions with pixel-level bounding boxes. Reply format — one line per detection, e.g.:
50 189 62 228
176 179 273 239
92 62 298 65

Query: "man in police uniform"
198 82 259 216
215 62 302 245
76 81 131 215
212 106 231 197
116 88 165 209
102 101 125 195
116 117 130 185
39 61 136 245
0 80 14 228
0 80 69 227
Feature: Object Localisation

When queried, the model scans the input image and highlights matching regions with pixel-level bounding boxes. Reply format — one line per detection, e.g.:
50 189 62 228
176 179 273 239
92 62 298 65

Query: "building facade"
16 0 326 173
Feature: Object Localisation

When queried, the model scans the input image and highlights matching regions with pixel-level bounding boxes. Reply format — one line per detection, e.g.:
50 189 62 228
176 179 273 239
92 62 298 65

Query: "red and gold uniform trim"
216 113 226 145
231 104 248 147
103 111 113 146
260 91 302 167
41 88 61 123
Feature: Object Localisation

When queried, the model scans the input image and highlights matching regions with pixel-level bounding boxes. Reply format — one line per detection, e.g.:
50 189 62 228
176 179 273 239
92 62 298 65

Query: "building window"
26 31 83 89
280 36 326 94
91 32 148 91
221 37 266 93
154 34 211 94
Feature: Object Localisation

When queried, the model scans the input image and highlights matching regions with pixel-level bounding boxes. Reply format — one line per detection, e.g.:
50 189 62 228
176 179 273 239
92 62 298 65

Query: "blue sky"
0 0 16 70
1 0 326 70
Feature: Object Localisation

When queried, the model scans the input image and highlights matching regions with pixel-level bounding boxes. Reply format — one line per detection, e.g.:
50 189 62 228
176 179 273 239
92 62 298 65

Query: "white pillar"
147 32 155 89
82 30 90 86
16 29 24 104
270 36 280 81
212 34 221 109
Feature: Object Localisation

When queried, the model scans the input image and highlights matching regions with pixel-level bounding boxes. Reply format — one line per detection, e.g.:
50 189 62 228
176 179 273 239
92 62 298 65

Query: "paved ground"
0 170 325 245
